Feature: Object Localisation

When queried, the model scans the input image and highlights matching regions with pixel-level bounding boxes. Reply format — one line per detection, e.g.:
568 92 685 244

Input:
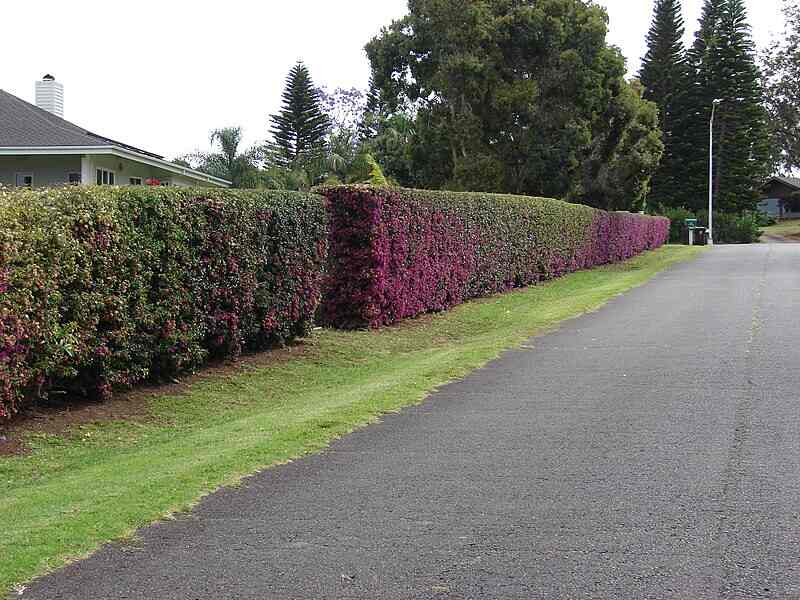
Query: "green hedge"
0 186 327 419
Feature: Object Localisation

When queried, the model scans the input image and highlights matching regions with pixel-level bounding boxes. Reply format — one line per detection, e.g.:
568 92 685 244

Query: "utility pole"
708 99 723 246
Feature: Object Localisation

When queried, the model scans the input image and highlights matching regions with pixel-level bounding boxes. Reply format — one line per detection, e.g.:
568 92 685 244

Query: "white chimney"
35 74 64 117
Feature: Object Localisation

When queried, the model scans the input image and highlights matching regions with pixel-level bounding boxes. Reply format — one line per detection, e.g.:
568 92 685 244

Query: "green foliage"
263 83 395 191
659 206 761 243
641 0 690 113
0 186 327 419
357 77 386 142
755 211 777 227
269 62 330 167
365 0 663 211
362 111 416 187
762 0 800 173
659 206 699 242
178 127 260 188
702 210 762 243
639 0 693 209
578 79 665 212
679 0 772 212
366 155 389 187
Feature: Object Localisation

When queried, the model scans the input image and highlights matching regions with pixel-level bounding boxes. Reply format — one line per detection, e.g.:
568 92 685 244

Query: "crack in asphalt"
713 245 772 598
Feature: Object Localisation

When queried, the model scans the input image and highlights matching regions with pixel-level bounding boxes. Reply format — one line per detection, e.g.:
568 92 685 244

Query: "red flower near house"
145 178 161 186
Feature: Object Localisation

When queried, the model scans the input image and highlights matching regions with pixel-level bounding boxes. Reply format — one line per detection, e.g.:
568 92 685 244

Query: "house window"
15 173 33 188
68 173 81 185
129 177 143 186
96 169 115 186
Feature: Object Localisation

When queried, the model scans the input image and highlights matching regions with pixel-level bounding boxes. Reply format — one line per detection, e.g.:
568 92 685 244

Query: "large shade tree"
578 79 664 211
365 0 663 211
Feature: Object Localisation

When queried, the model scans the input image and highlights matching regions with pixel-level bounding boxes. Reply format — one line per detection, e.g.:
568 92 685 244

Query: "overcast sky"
0 0 785 160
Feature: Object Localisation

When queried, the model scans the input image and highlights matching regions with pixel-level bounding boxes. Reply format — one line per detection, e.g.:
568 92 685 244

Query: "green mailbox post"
685 218 705 245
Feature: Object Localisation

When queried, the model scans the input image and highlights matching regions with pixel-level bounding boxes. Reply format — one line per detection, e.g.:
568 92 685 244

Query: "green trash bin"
685 218 707 245
693 227 707 245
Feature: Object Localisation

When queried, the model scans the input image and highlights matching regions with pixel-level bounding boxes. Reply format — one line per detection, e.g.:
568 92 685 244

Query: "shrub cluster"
660 207 762 244
322 186 668 329
0 186 327 419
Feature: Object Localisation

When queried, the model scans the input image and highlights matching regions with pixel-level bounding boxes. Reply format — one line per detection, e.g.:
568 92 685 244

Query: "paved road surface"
22 244 800 599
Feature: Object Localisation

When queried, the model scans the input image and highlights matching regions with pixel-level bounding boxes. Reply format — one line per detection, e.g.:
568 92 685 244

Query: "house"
758 176 800 220
0 76 230 189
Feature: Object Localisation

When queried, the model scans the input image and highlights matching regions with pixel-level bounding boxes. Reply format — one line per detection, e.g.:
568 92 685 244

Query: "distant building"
758 176 800 220
0 76 230 189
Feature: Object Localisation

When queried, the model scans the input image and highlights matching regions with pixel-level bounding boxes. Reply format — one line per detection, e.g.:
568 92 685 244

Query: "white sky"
0 0 786 160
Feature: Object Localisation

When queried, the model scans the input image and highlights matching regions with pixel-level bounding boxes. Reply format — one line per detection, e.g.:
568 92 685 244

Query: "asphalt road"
22 244 800 599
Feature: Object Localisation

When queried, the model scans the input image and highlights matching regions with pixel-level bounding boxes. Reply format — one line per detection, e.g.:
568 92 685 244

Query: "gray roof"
0 88 163 159
771 176 800 190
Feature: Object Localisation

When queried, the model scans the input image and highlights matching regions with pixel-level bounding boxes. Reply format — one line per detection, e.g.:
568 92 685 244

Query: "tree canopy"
636 0 772 213
681 0 771 212
639 0 691 209
365 0 663 211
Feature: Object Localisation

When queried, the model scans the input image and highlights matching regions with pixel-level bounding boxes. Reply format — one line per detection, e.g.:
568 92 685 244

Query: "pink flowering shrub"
322 186 669 329
0 186 327 419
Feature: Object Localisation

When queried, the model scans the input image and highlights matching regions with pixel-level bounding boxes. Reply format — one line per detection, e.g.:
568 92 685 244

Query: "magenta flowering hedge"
321 186 669 329
0 186 327 419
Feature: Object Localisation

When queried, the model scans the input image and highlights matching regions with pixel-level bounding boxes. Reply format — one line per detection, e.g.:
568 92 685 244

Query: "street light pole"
708 99 722 246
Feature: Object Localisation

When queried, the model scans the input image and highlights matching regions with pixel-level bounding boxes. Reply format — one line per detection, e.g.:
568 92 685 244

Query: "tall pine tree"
357 76 385 142
639 0 690 208
270 62 330 167
683 0 771 213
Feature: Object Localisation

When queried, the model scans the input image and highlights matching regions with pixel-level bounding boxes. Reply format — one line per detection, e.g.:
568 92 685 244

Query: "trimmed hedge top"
0 186 327 419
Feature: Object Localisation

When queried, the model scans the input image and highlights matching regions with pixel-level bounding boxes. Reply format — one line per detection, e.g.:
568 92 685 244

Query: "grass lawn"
761 219 800 240
0 245 703 594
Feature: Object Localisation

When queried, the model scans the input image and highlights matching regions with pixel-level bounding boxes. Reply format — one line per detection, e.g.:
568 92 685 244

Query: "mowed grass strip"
761 218 800 240
0 245 703 593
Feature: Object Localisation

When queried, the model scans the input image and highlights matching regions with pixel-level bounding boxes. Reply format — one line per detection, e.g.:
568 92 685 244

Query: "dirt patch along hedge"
321 186 669 329
0 186 327 419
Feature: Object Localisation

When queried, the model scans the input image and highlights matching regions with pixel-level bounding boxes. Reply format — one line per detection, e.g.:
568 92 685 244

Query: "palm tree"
179 127 259 188
209 128 244 178
207 127 260 188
